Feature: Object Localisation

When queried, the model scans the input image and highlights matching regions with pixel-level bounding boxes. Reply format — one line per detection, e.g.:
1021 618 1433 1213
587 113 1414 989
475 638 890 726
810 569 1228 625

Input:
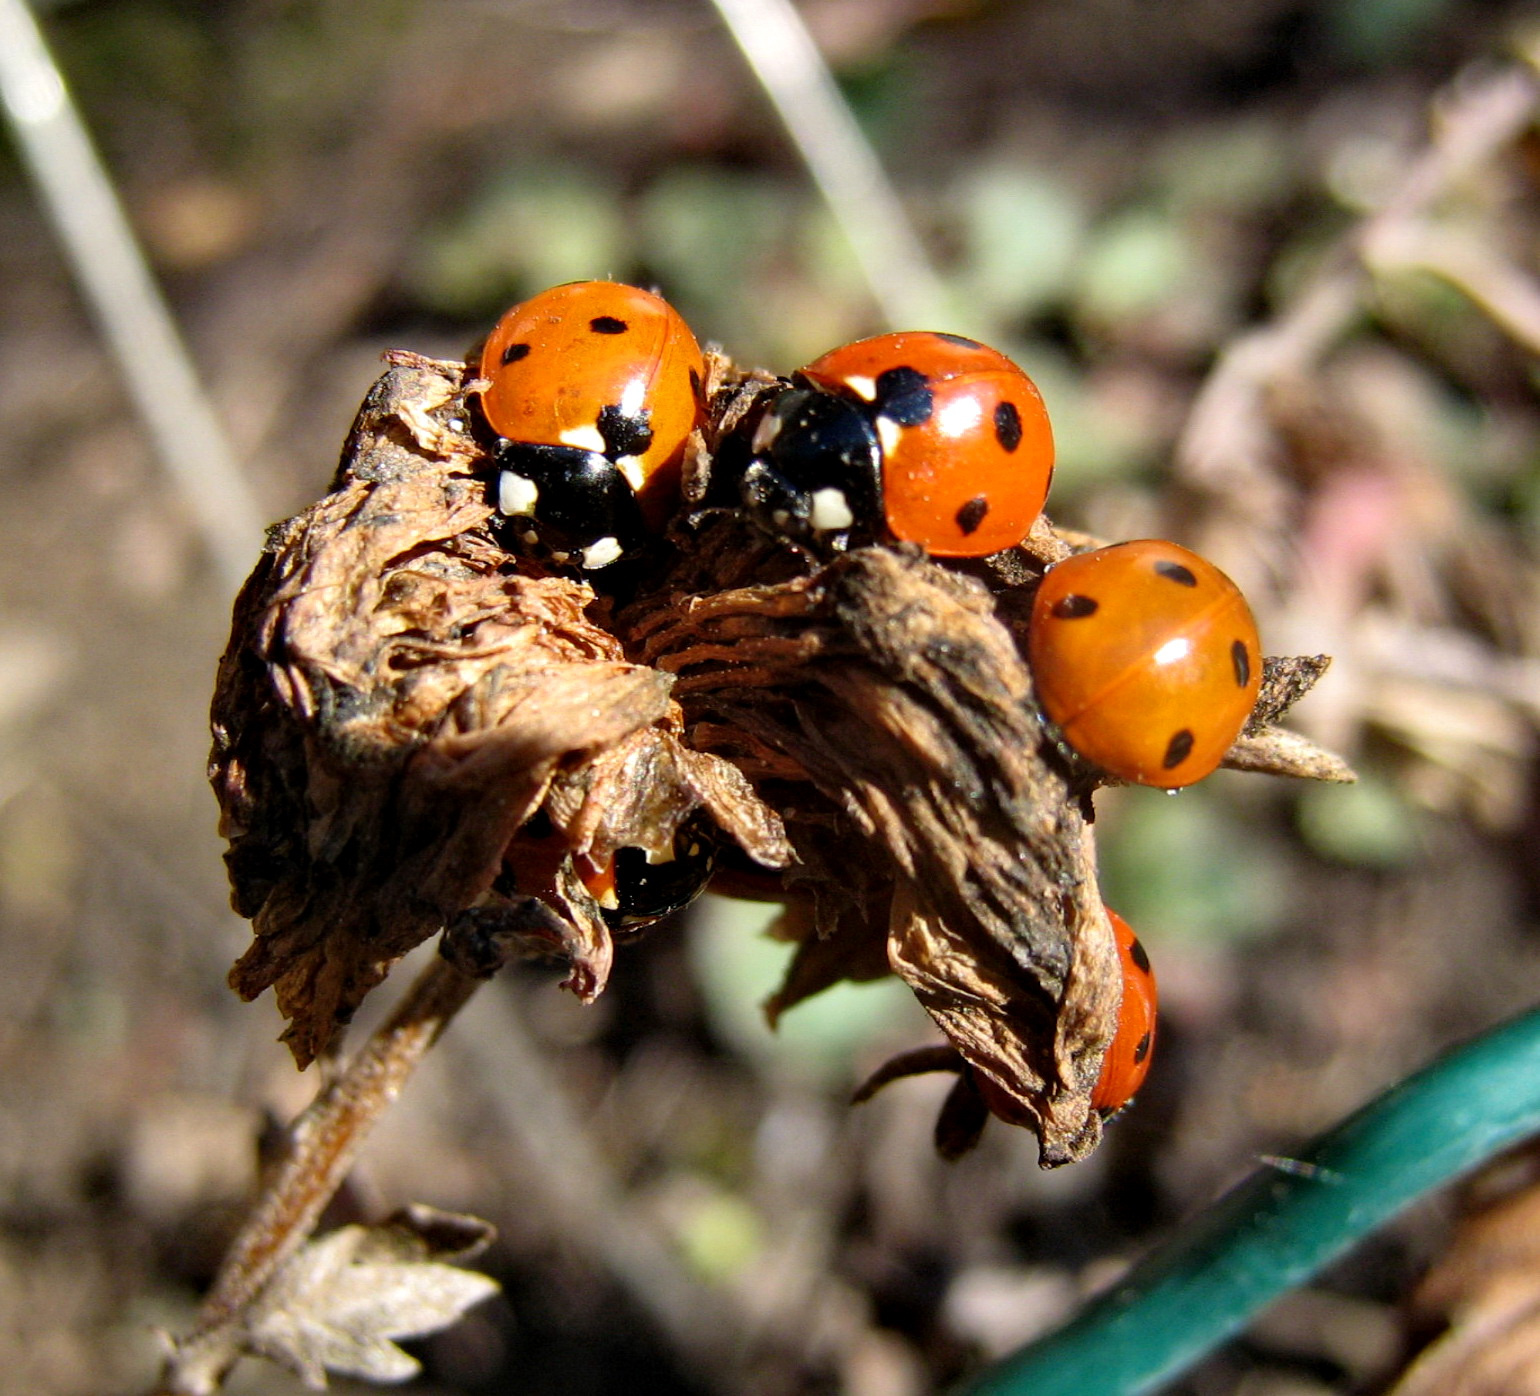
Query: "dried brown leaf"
210 358 788 1064
1394 1164 1540 1396
631 531 1117 1163
211 351 1348 1166
240 1218 500 1389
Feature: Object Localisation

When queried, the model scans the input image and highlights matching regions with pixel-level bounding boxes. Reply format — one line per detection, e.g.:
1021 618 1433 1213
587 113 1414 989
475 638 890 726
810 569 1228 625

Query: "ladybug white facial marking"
876 416 903 456
499 471 540 517
843 374 877 401
614 456 646 491
559 424 607 453
809 487 854 533
752 411 783 453
581 536 624 570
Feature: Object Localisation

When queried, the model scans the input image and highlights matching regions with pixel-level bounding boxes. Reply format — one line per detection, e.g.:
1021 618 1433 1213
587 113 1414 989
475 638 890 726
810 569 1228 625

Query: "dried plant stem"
449 989 746 1376
157 954 480 1396
1178 54 1540 494
0 0 263 593
710 0 952 329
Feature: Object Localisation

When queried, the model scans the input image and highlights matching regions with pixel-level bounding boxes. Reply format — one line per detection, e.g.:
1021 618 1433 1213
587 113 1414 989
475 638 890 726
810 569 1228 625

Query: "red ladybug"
476 281 705 569
1027 539 1262 788
714 331 1053 557
1092 908 1157 1114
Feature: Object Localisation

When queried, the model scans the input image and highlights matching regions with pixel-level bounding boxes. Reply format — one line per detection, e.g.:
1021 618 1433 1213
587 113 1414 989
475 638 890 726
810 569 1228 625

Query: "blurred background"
4 0 1540 1392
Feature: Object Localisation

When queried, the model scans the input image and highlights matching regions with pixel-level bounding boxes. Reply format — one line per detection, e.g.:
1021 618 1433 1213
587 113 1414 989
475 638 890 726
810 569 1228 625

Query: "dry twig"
1177 51 1540 507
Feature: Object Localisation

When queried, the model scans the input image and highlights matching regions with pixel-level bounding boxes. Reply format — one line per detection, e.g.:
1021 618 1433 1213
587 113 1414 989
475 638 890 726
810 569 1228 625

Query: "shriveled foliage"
210 354 790 1067
210 351 1344 1160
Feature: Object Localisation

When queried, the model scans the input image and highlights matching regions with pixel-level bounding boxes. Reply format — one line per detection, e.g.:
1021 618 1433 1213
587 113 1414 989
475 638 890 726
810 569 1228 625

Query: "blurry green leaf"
833 53 921 156
1296 774 1421 868
637 167 791 317
1327 0 1454 65
675 1189 763 1283
955 166 1086 319
1508 452 1540 541
797 200 870 305
412 165 627 315
1156 122 1293 216
56 0 219 117
688 894 924 1084
1265 225 1352 312
1073 206 1191 325
1096 780 1288 946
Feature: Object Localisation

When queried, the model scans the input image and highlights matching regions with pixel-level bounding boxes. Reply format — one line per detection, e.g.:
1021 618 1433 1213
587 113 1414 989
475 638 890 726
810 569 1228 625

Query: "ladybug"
577 820 719 931
1027 539 1262 788
1092 908 1157 1114
715 331 1054 557
475 281 705 569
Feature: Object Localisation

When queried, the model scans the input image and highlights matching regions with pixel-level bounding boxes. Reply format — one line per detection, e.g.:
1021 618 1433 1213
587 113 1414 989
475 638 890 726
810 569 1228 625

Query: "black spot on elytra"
1129 937 1151 974
935 332 984 348
1051 594 1098 619
590 316 628 335
597 404 654 459
1232 639 1251 688
1133 1031 1151 1065
688 367 702 401
501 342 531 366
994 400 1022 452
1162 729 1195 768
955 495 989 535
873 366 933 425
1154 560 1198 587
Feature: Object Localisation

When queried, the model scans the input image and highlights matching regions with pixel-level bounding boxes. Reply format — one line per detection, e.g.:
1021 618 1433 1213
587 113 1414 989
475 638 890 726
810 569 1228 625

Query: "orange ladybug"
476 281 705 569
1092 908 1157 1114
713 330 1054 557
1027 539 1262 787
798 331 1055 556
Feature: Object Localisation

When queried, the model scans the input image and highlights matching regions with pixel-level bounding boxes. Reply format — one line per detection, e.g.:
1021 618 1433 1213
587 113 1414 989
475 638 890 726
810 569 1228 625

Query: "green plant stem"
960 1005 1540 1396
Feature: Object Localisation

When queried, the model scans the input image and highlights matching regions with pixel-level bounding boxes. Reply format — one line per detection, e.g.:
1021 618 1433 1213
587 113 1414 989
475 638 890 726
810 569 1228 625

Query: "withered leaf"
211 358 789 1065
1394 1163 1540 1396
631 533 1119 1163
240 1219 500 1389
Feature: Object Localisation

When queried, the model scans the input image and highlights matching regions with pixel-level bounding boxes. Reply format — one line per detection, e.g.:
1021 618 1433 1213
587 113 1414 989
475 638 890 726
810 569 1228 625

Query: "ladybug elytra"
1027 540 1262 788
1092 908 1157 1114
579 820 719 931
